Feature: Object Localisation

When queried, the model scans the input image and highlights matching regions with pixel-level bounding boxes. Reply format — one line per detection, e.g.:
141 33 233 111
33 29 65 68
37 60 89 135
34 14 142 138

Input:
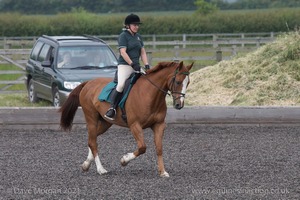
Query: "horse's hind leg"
82 117 112 175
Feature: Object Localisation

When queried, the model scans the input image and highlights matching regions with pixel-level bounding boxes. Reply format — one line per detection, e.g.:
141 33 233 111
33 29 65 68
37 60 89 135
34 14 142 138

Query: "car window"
57 46 118 68
30 41 44 61
37 43 51 62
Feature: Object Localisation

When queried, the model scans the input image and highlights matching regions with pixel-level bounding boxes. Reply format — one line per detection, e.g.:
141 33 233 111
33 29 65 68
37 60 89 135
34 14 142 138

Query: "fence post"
213 34 218 48
3 37 6 49
256 38 261 48
147 51 152 66
4 37 12 49
216 49 222 62
182 34 186 49
241 33 245 48
152 35 156 49
231 45 237 57
174 45 179 61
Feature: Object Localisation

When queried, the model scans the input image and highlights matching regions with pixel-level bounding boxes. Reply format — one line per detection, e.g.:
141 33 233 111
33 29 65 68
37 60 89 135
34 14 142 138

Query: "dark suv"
25 35 118 107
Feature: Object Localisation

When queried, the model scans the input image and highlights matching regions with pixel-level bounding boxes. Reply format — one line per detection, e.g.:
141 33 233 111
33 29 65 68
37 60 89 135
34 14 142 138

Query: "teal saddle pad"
98 81 116 103
98 73 140 109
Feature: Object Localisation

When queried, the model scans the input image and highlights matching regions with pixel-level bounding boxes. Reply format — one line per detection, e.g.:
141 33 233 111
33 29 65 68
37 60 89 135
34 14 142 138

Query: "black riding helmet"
124 14 142 25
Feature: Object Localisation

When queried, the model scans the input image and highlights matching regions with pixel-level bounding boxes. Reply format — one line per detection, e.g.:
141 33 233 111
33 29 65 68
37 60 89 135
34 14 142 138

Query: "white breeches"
116 64 135 92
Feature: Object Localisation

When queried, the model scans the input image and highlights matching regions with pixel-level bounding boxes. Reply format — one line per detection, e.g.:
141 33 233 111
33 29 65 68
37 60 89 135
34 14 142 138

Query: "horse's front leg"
152 122 169 177
121 123 146 166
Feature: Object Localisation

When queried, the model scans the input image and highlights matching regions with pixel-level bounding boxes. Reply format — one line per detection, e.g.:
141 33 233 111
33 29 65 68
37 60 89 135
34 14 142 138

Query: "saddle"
98 71 141 122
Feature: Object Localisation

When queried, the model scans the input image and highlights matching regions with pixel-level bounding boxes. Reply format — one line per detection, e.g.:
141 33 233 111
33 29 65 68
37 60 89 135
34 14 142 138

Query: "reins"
140 68 190 99
141 73 171 96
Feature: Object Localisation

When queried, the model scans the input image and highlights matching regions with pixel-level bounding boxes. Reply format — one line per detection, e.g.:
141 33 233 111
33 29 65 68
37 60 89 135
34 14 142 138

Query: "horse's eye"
175 81 182 85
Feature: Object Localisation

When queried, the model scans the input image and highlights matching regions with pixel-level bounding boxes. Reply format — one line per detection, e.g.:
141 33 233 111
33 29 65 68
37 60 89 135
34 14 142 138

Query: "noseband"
141 68 190 101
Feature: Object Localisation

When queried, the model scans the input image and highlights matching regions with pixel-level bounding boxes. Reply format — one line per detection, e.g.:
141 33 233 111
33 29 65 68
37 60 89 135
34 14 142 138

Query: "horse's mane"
146 62 178 74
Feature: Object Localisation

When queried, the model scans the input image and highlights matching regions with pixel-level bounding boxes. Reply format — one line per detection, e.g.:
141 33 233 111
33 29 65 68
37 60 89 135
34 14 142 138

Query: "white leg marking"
95 155 108 175
82 147 94 171
120 152 136 166
95 155 107 175
160 171 170 178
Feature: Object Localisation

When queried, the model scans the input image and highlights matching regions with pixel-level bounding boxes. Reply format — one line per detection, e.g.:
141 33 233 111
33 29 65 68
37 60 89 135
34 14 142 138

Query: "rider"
104 13 150 120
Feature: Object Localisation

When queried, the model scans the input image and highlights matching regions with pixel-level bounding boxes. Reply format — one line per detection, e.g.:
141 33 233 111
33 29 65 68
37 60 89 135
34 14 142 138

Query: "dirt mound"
186 31 300 106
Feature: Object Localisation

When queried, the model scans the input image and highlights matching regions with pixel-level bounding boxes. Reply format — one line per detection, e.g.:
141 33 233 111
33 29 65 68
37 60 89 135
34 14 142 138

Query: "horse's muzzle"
173 94 185 110
174 102 183 110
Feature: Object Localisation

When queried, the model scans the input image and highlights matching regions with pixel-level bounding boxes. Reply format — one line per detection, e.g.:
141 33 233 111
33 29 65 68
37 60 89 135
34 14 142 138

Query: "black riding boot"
104 89 122 120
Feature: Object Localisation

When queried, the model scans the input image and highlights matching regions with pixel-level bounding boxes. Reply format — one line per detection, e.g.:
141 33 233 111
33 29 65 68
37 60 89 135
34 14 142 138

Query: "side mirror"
41 60 51 67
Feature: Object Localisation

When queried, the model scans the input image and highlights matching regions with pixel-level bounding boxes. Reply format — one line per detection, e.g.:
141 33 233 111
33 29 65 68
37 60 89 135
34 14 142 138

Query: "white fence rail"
99 32 277 49
0 32 277 49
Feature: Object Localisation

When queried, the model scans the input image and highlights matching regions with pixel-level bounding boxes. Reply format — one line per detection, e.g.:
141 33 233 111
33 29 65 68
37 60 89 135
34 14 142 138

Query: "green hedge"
0 9 299 36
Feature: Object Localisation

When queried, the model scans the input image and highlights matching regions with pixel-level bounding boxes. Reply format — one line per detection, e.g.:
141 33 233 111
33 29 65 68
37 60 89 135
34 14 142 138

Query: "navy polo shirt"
118 30 144 65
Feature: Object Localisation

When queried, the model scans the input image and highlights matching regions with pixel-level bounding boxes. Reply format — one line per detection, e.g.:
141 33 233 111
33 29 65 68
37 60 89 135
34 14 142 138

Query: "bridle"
168 69 190 101
141 67 190 101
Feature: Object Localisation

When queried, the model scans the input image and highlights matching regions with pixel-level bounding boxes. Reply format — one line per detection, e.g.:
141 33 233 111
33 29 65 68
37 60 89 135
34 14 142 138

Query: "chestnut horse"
59 61 193 177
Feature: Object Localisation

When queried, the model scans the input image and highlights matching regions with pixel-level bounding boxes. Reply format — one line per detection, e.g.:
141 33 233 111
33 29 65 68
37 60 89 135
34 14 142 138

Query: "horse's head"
168 61 193 110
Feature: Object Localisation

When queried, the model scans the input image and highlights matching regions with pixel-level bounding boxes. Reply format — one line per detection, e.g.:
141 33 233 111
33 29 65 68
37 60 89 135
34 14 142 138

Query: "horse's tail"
59 81 88 132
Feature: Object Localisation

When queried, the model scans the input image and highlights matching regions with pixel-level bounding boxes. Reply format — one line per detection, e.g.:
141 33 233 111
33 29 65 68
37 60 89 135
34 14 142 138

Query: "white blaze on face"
180 76 189 105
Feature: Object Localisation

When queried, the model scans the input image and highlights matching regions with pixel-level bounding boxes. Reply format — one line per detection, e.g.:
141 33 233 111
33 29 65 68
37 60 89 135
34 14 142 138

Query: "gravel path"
0 125 299 199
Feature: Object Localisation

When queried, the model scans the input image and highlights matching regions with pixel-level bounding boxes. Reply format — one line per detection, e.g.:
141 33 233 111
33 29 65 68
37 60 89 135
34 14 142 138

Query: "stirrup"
104 108 116 120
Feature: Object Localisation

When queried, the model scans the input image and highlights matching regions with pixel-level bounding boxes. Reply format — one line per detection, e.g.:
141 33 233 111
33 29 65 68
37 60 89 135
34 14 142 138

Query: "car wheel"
28 79 39 103
52 87 60 107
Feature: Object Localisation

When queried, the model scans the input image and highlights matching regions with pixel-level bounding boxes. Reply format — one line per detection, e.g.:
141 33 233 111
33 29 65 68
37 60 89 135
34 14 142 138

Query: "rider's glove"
131 63 141 72
145 64 150 70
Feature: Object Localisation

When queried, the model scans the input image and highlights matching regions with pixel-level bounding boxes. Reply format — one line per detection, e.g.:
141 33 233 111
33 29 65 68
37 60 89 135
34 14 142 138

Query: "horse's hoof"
120 157 128 166
81 162 90 172
160 171 170 178
120 153 135 166
97 169 108 175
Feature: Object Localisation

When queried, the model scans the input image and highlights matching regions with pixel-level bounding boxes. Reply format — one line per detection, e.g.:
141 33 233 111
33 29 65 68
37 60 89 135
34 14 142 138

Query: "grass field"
0 63 25 91
0 93 51 107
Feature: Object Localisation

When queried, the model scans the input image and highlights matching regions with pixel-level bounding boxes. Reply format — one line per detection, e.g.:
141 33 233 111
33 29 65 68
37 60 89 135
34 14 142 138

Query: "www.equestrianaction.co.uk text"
192 187 290 196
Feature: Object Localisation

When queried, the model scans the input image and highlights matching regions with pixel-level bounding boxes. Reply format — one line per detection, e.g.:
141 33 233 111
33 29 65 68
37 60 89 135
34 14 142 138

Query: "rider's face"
129 24 139 33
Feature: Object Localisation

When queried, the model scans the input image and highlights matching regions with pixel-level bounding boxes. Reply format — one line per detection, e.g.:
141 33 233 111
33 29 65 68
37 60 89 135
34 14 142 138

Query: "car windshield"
57 46 118 69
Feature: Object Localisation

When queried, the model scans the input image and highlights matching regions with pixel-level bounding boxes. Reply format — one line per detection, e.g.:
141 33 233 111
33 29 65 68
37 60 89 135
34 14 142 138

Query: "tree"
194 0 218 15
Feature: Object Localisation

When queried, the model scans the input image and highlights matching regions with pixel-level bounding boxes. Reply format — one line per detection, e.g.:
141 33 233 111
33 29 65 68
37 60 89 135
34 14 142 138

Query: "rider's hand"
145 64 150 70
131 63 141 72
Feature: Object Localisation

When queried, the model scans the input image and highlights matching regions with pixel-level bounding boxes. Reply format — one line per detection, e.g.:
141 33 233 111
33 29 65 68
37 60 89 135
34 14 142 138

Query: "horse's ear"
178 61 184 70
186 62 194 71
